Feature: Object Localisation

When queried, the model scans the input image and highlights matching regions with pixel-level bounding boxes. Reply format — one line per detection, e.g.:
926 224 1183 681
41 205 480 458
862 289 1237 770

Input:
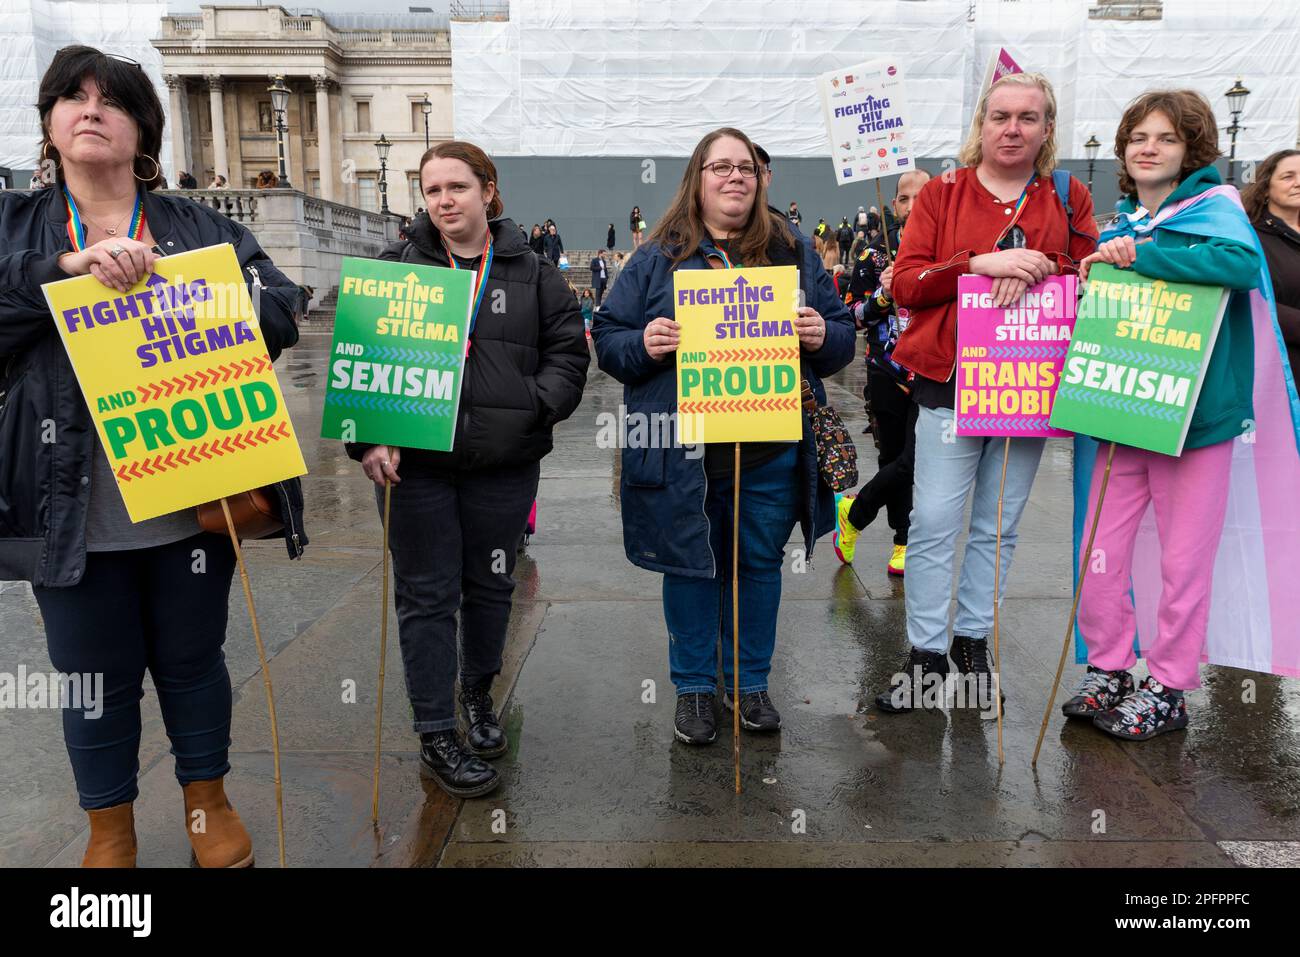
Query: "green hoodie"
1120 165 1261 449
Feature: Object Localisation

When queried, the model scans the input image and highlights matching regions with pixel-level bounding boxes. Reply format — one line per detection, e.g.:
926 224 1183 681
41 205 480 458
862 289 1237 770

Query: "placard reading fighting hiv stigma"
1049 263 1229 456
43 243 307 522
322 258 474 451
674 266 802 444
956 274 1076 437
818 58 914 186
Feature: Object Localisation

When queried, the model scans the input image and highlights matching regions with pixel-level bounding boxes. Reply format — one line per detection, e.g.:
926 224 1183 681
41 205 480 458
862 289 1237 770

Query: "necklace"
62 187 145 251
85 208 133 236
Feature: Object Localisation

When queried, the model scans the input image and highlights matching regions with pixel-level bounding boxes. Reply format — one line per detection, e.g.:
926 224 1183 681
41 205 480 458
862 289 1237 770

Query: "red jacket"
891 167 1098 383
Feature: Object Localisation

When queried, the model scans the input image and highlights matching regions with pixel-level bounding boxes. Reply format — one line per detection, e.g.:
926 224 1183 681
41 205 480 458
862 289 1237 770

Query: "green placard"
1048 263 1228 456
321 257 474 451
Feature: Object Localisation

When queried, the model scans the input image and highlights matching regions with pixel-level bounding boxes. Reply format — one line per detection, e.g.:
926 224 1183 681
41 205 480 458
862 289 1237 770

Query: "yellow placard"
674 265 803 443
43 243 307 522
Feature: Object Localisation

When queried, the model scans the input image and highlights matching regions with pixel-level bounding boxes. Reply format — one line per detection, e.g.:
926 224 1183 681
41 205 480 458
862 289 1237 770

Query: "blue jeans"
33 533 237 810
662 446 799 696
905 406 1045 653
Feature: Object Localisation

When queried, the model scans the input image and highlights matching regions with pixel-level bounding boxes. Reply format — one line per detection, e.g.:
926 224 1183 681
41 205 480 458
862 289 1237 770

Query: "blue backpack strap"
1053 169 1098 252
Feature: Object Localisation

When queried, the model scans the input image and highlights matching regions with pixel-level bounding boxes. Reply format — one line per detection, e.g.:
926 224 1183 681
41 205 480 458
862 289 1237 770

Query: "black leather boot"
459 679 507 758
876 647 950 713
950 634 1006 712
419 729 500 798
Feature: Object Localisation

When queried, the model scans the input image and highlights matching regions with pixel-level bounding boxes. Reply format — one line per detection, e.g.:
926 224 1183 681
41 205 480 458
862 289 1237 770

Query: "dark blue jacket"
0 187 308 586
592 229 855 578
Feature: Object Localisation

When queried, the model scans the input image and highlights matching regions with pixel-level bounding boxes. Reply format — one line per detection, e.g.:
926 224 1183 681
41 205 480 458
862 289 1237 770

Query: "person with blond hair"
875 72 1098 713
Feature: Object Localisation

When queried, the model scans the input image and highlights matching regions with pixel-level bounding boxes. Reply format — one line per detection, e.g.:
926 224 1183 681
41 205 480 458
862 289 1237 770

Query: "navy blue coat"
592 229 855 579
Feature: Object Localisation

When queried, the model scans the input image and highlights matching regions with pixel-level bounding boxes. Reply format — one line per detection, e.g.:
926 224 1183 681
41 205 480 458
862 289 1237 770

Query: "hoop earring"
40 141 61 170
133 153 162 183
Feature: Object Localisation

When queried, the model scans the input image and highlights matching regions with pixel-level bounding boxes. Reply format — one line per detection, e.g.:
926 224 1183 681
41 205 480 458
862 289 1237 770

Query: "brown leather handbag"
196 486 284 540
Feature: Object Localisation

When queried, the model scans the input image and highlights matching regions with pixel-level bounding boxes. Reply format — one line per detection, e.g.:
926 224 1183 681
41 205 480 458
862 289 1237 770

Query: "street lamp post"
375 133 391 214
420 94 432 151
1224 78 1250 185
267 76 292 189
1084 134 1101 192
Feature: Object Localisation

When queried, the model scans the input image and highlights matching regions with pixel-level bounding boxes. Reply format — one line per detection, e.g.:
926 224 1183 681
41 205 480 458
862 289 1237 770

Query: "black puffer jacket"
346 214 589 471
0 187 308 587
1253 214 1300 378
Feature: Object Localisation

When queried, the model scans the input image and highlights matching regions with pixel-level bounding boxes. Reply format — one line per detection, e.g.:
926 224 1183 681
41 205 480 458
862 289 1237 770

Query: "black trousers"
850 373 916 545
380 461 540 732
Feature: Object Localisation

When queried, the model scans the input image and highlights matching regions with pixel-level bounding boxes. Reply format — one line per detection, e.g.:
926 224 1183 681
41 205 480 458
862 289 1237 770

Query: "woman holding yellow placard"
593 127 855 747
0 46 306 866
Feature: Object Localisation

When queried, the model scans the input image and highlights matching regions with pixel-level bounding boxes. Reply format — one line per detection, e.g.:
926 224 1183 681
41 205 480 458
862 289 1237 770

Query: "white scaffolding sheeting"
454 0 1300 160
0 0 170 174
454 0 971 158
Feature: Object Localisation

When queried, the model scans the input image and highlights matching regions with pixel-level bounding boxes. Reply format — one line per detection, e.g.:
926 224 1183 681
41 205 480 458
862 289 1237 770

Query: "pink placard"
955 274 1076 437
992 48 1022 84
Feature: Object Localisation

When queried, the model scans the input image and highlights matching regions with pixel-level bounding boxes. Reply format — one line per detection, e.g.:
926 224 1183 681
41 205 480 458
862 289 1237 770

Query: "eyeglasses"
701 161 759 178
55 47 143 70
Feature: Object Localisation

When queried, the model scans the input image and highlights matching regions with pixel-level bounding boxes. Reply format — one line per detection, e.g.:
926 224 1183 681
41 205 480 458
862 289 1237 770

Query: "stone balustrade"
163 188 401 310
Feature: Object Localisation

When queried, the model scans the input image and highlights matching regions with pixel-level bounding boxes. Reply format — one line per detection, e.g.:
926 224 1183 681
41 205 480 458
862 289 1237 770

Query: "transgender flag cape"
1072 185 1300 677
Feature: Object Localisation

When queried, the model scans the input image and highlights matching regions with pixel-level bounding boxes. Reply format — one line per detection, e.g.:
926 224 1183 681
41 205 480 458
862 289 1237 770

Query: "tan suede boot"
182 778 254 868
82 802 138 867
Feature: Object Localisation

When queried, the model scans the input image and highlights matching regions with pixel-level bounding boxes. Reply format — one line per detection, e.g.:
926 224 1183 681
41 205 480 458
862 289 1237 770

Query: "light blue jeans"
905 405 1045 653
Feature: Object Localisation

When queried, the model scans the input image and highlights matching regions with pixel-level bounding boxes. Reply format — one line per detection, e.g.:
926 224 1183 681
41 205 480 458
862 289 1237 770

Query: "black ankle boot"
876 647 950 713
419 729 500 798
459 680 507 758
950 634 1006 711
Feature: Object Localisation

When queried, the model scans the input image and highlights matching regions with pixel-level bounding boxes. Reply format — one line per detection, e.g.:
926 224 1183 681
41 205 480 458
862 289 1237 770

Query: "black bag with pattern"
801 378 858 492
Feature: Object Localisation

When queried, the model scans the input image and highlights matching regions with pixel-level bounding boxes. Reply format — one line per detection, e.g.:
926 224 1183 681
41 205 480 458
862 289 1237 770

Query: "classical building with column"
153 5 453 217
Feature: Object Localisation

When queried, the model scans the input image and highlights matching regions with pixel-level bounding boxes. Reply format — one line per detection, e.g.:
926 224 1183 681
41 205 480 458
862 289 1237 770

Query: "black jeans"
33 532 237 810
850 374 916 545
381 461 540 732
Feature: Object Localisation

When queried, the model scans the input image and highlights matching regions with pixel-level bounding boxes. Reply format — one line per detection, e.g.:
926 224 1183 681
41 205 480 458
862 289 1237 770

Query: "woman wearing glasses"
0 47 307 867
593 128 854 745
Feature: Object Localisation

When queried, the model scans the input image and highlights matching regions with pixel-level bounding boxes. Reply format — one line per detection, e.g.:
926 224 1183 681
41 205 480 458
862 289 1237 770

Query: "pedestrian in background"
529 223 545 255
590 248 609 306
543 221 564 266
607 222 616 249
630 205 645 248
836 216 854 263
834 169 930 578
580 287 595 334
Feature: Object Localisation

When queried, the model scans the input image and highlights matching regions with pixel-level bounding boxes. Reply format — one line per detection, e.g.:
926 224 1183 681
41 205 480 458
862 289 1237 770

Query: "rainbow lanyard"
991 173 1037 251
442 231 495 354
62 185 144 251
711 245 738 269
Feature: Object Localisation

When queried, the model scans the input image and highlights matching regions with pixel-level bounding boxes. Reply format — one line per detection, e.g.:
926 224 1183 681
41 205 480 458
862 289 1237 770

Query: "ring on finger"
109 245 126 259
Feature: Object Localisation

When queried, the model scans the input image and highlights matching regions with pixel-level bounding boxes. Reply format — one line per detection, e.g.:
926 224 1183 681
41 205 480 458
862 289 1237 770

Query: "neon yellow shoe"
832 493 858 565
888 543 906 577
